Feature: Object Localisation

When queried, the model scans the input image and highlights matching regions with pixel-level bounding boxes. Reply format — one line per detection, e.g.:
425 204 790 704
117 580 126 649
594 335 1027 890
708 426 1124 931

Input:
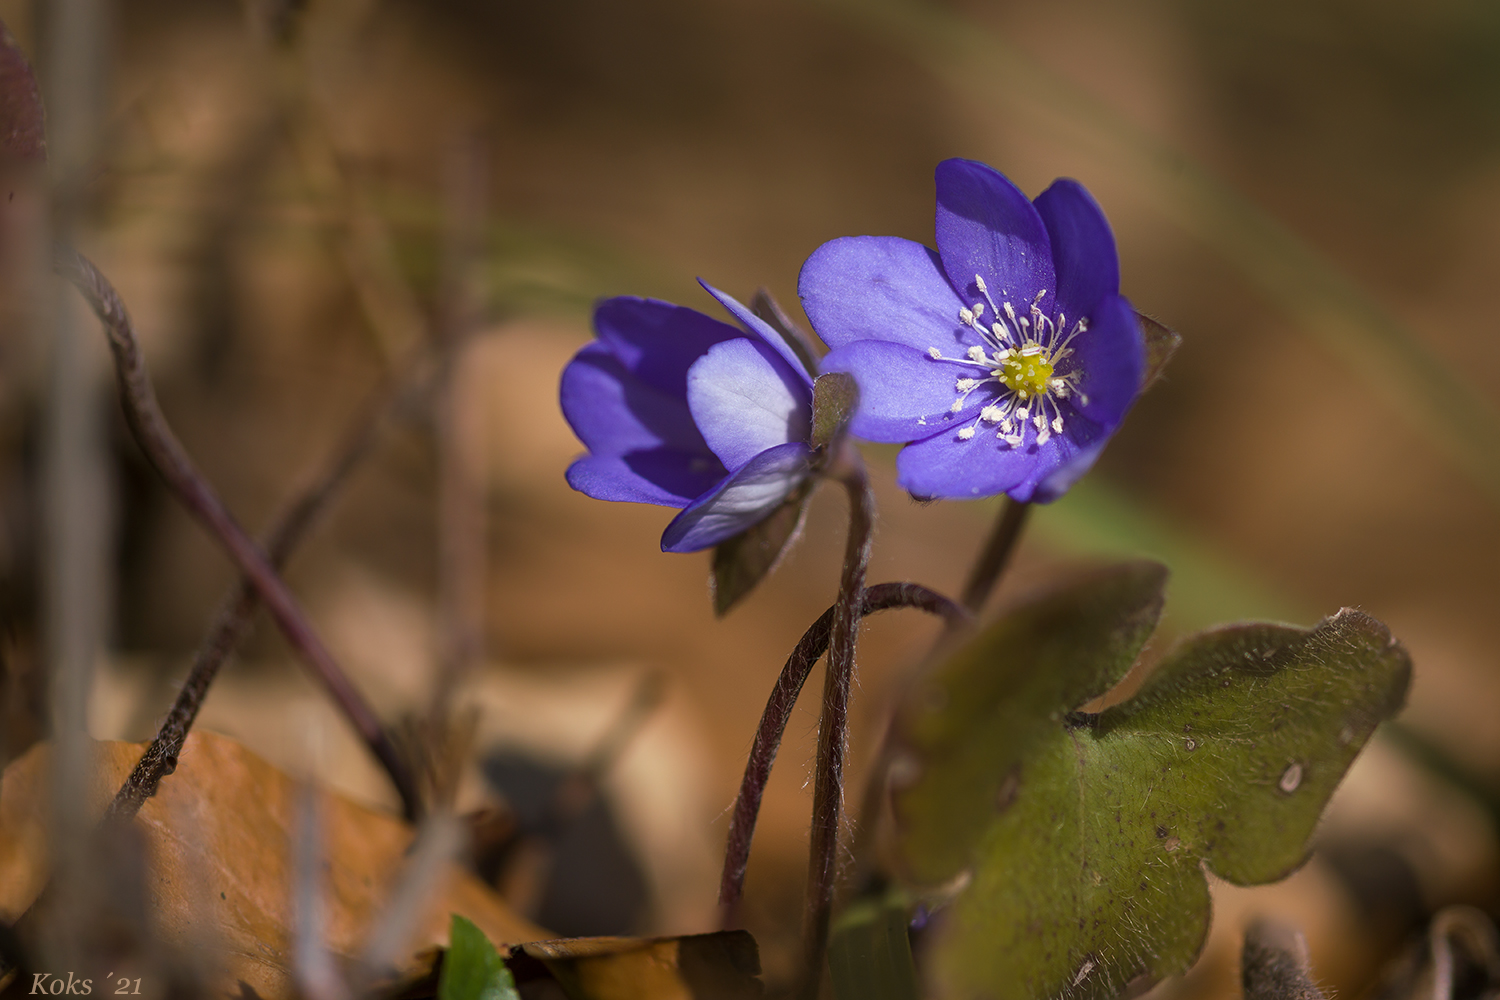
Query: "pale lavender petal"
593 296 744 397
797 236 970 353
1034 179 1119 320
687 338 813 470
698 279 816 383
660 442 812 552
934 159 1055 312
821 340 985 443
1062 293 1144 431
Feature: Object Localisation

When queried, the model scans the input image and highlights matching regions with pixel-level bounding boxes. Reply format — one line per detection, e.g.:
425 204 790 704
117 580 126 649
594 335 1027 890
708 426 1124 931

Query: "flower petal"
687 338 813 470
560 343 709 457
565 452 726 508
895 424 1098 503
1064 293 1144 432
593 296 745 398
660 441 812 552
934 158 1055 312
797 236 969 352
820 339 984 443
698 279 815 383
1033 178 1120 320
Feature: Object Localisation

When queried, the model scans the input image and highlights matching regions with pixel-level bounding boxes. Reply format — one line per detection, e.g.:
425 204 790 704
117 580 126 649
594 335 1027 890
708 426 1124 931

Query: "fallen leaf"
514 931 762 1000
0 731 545 999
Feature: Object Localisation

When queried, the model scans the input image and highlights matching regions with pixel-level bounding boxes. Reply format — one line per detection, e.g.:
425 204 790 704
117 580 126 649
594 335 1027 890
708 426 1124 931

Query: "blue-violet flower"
801 158 1145 502
560 281 816 552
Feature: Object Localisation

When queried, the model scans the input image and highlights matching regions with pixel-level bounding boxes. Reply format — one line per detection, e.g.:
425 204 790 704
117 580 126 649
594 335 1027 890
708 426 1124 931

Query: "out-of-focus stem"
104 346 437 823
717 583 967 926
959 497 1030 613
55 247 420 820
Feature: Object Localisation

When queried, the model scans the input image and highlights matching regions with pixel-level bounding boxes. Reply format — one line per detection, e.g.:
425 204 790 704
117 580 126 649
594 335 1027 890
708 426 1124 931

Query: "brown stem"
959 497 1030 613
104 349 437 823
798 449 873 999
54 247 420 819
717 582 967 926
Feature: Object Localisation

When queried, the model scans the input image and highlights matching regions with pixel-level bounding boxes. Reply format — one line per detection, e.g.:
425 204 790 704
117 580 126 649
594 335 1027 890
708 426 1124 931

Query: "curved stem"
55 247 421 820
717 582 968 925
959 497 1030 613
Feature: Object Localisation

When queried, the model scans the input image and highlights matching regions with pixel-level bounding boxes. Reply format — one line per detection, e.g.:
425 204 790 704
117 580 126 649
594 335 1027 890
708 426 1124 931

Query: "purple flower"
801 159 1145 502
560 281 816 552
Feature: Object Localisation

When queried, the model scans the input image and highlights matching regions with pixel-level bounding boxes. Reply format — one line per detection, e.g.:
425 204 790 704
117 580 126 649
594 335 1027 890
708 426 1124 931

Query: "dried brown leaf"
0 732 545 999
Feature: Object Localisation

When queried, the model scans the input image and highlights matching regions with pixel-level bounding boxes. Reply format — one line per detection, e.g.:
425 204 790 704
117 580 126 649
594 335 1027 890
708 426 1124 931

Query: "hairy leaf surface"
889 562 1411 1000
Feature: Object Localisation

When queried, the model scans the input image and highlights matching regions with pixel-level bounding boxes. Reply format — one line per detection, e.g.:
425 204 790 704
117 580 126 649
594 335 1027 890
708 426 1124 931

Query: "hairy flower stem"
104 351 438 825
55 247 421 819
797 446 874 999
959 497 1031 613
717 582 969 926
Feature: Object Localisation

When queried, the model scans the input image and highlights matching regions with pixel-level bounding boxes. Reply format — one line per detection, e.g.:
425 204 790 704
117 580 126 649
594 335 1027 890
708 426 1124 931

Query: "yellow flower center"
995 353 1054 399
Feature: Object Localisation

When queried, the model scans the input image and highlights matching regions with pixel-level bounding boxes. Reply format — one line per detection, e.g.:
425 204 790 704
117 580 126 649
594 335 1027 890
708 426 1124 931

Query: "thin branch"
54 247 420 819
104 347 437 823
959 497 1030 613
717 582 967 926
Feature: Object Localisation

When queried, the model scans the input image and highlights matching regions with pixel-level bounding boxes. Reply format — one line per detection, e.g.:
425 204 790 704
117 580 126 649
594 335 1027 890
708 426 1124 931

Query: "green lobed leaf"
439 914 520 1000
710 483 811 616
889 564 1411 1000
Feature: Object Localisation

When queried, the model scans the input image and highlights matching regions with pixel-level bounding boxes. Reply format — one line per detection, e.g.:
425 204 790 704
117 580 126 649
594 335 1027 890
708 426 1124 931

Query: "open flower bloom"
560 281 815 552
802 159 1145 502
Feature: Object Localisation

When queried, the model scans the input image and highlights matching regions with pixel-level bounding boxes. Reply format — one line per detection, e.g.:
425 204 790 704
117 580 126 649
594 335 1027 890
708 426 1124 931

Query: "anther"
928 347 942 359
1051 416 1064 432
975 274 987 293
957 427 976 440
958 308 973 325
967 345 986 362
956 378 977 391
973 302 985 319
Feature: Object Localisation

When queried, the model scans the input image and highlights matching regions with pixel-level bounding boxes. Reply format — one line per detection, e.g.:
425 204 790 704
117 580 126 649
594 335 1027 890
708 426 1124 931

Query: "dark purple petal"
895 422 1099 502
698 279 815 384
934 159 1055 312
565 452 726 507
821 340 984 443
593 296 745 398
560 343 709 457
1063 293 1144 431
560 342 727 507
1034 178 1119 320
687 337 813 470
798 236 970 353
660 441 812 552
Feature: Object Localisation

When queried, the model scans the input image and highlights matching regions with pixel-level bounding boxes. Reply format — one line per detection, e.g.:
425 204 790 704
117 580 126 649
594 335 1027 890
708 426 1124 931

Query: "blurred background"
3 0 1500 995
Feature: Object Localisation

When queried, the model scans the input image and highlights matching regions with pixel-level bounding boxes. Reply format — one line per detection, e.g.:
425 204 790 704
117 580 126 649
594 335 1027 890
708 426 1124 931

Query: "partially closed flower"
801 158 1145 502
560 282 816 552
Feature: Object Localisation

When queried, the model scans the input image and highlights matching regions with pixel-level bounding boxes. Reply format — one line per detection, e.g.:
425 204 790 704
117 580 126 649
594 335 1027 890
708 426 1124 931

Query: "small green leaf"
440 914 519 1000
1135 311 1181 391
828 889 920 1000
710 485 811 616
810 373 859 453
750 287 821 376
889 565 1411 1000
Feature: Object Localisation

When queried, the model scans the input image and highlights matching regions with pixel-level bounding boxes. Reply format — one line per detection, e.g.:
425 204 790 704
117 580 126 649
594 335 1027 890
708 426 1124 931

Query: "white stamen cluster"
925 274 1089 448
